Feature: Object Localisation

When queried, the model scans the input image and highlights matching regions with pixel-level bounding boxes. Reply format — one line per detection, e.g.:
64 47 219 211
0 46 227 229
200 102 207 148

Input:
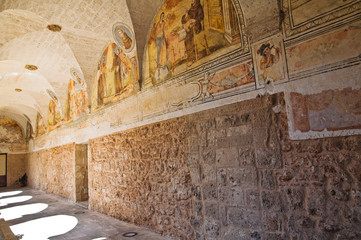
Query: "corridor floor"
0 187 170 240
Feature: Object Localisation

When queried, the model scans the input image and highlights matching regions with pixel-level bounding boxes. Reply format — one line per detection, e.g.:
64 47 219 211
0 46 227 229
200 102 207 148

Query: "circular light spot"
25 65 38 71
122 232 138 237
15 88 22 92
47 24 62 32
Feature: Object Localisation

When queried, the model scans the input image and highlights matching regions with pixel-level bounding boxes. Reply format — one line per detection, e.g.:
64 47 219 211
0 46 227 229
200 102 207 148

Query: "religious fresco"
290 88 361 133
286 25 361 73
207 61 254 95
0 116 24 143
113 23 135 53
64 69 89 123
147 0 241 84
46 90 62 132
35 113 45 137
283 0 361 36
92 43 136 111
252 35 288 87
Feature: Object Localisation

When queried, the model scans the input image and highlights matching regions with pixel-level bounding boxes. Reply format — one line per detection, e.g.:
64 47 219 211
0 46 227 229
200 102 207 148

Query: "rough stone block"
216 148 239 168
217 168 227 187
202 182 217 200
261 191 282 211
325 139 344 152
230 135 253 147
204 220 220 237
204 202 219 219
228 208 261 230
284 188 305 211
256 148 282 169
187 153 200 168
253 110 270 128
223 229 249 240
194 201 203 216
227 167 258 187
261 170 277 190
307 187 326 217
263 212 284 232
216 115 241 128
227 125 252 137
202 164 217 182
219 187 244 206
219 204 227 226
201 147 216 164
190 216 203 231
245 189 260 210
239 146 256 167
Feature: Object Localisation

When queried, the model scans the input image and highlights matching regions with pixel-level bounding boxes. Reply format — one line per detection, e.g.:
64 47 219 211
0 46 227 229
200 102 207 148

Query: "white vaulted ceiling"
0 0 131 131
0 0 281 133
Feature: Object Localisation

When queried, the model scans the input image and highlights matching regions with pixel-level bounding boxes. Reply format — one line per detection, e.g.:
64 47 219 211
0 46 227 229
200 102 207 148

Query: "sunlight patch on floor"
10 215 78 240
0 203 48 220
0 196 32 206
0 190 22 198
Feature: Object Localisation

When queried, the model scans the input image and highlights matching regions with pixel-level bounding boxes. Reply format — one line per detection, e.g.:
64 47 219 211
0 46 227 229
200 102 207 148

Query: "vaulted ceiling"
0 0 280 133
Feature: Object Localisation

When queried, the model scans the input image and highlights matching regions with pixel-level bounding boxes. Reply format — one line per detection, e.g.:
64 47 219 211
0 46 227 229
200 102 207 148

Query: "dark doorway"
0 154 7 187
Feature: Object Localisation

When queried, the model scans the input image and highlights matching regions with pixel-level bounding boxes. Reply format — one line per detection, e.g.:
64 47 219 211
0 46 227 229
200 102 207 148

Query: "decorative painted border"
289 55 361 82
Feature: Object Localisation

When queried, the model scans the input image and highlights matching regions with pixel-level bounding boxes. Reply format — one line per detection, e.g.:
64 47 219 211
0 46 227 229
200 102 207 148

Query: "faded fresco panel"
208 61 254 94
64 69 89 123
0 117 24 143
35 113 46 137
92 43 136 111
286 25 361 73
252 35 288 87
290 0 355 27
47 90 62 132
147 0 241 84
283 0 361 36
290 89 361 133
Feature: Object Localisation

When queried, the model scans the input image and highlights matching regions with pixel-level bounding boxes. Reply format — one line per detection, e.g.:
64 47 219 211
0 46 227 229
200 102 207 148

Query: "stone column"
222 0 241 44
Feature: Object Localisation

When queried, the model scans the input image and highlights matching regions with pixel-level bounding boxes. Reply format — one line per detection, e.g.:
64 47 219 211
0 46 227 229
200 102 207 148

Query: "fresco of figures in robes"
64 69 89 123
46 90 62 132
0 116 24 143
147 0 241 84
92 43 136 111
35 113 46 137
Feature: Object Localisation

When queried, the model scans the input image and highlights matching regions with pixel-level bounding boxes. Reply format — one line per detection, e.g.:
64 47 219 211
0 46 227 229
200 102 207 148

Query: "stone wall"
89 93 361 239
7 154 26 186
26 143 76 201
75 144 88 202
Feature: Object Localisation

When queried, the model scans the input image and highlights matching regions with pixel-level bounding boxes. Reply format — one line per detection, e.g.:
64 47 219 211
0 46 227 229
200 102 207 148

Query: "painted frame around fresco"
252 34 288 88
112 23 135 53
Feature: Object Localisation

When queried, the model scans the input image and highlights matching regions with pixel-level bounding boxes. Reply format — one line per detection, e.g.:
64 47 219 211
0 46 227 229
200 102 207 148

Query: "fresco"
252 35 288 87
147 0 241 84
290 88 361 133
286 25 361 73
283 0 361 36
0 117 24 143
64 69 89 123
92 43 136 111
113 23 135 53
25 121 32 140
207 61 254 95
35 113 46 137
47 90 62 132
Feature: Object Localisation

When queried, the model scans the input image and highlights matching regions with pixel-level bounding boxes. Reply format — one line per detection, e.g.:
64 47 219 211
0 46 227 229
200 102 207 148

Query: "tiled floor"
0 187 170 240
